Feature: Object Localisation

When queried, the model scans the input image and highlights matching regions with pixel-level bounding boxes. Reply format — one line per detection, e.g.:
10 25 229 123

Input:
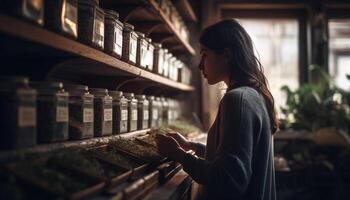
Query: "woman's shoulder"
223 86 260 103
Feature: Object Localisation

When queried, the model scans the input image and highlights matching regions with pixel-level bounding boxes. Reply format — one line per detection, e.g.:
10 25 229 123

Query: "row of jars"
0 77 181 149
1 0 192 84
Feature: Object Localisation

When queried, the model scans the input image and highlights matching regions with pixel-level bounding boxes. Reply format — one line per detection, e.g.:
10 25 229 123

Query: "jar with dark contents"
124 93 138 132
153 43 164 75
146 38 154 71
90 88 113 137
136 31 148 68
0 77 37 149
135 95 149 130
156 97 163 126
44 0 78 38
110 91 128 134
78 0 105 50
64 84 94 140
147 96 158 128
30 81 69 143
122 23 138 65
3 0 44 26
161 97 169 125
104 9 123 58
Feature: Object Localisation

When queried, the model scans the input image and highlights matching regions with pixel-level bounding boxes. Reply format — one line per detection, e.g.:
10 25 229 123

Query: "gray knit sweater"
181 86 276 200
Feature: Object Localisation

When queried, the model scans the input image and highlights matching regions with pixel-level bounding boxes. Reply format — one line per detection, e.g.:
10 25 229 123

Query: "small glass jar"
78 0 105 50
64 84 94 140
136 31 148 68
3 0 44 26
104 9 123 58
155 97 163 127
168 99 174 124
124 93 138 132
163 50 170 78
135 95 149 130
146 96 158 128
0 77 37 149
122 23 138 65
44 0 78 38
145 38 154 71
161 97 169 125
169 55 177 80
30 81 69 143
110 91 128 134
90 88 113 137
153 43 164 75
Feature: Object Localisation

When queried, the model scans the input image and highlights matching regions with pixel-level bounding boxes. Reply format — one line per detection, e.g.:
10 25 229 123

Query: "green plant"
280 65 350 134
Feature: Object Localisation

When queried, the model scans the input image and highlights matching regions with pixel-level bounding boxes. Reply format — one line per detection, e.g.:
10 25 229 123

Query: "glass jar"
161 97 169 125
168 99 174 124
146 96 158 128
153 43 164 75
104 9 123 58
30 81 69 143
124 93 138 132
135 95 149 130
168 55 177 80
146 38 154 71
90 88 113 137
110 91 128 134
78 0 105 50
122 23 138 65
136 31 148 68
64 84 94 140
155 97 163 127
0 77 37 149
44 0 78 38
163 50 170 78
3 0 44 26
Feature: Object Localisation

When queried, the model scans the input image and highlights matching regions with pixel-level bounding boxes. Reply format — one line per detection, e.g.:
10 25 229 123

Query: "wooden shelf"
173 0 198 22
148 0 196 55
0 14 194 92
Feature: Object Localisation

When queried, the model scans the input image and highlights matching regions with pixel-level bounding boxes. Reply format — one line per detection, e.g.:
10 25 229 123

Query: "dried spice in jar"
135 95 149 130
78 0 105 50
153 43 164 75
145 37 154 71
0 77 37 149
44 0 78 38
64 84 94 140
30 81 69 143
104 9 123 58
3 0 44 26
124 93 138 132
109 91 128 134
90 88 113 137
146 96 158 128
122 23 138 65
136 31 148 68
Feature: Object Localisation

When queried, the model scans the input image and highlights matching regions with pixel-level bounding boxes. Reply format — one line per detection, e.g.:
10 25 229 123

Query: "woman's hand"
155 134 184 160
166 132 191 151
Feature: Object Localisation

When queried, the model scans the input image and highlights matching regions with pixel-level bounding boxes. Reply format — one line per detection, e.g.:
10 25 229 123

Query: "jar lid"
109 90 123 97
123 92 134 99
135 31 145 38
153 43 162 48
30 81 63 89
64 84 88 92
124 23 134 30
90 88 108 96
145 37 152 43
146 95 155 100
163 48 168 53
135 95 146 100
155 97 161 101
104 9 119 19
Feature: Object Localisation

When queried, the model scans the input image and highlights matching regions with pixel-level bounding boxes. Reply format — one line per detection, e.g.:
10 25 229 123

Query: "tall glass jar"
104 9 123 58
146 96 158 128
45 0 78 38
156 97 163 127
122 23 138 65
0 77 37 149
110 91 128 134
3 0 44 26
78 0 105 50
135 95 149 130
153 43 164 75
161 97 169 125
136 31 148 68
30 81 69 143
145 37 154 71
163 50 170 78
64 84 94 140
90 88 113 137
124 93 138 132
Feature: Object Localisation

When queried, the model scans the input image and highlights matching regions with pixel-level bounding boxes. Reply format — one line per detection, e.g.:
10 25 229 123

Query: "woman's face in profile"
198 45 230 85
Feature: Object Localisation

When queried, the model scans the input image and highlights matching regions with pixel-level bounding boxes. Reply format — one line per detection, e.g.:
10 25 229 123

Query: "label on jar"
83 108 94 123
143 110 149 120
115 26 123 55
56 106 69 122
104 108 113 121
121 109 128 121
152 109 158 120
18 106 36 127
129 35 137 62
64 1 78 37
94 18 105 47
131 109 138 121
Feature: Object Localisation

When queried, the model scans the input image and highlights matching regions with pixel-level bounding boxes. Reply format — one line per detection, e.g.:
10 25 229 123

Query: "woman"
156 19 278 200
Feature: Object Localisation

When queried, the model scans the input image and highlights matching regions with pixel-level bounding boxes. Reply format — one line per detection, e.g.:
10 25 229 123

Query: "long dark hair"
200 19 278 134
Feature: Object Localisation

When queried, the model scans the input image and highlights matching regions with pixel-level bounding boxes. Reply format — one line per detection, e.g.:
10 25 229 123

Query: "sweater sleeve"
190 141 206 158
180 90 257 199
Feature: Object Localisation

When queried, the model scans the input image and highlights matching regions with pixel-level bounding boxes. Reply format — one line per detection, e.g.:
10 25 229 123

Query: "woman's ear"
223 48 233 65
